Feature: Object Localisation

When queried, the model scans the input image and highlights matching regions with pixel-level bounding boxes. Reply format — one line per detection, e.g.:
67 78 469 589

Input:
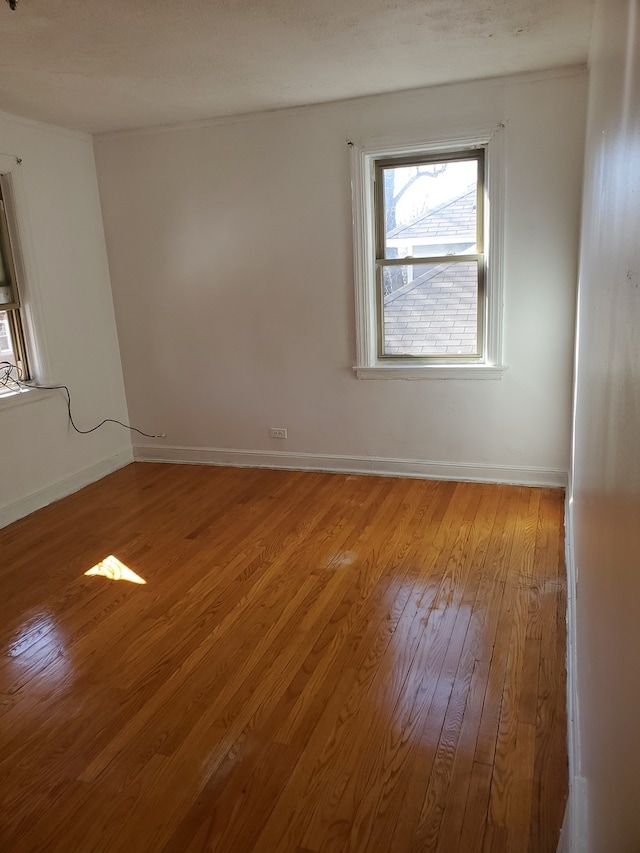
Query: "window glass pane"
0 311 15 360
0 199 18 306
381 260 478 356
0 236 8 291
382 158 478 260
0 309 20 394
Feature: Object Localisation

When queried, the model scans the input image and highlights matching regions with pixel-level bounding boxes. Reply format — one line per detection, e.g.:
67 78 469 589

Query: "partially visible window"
350 127 506 379
0 176 32 386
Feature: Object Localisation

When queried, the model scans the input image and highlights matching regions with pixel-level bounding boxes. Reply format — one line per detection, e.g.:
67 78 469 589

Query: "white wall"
569 1 640 849
0 111 132 527
95 69 586 485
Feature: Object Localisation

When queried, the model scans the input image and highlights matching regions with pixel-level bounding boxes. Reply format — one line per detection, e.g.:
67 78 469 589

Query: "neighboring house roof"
383 186 479 356
387 186 476 244
383 263 477 356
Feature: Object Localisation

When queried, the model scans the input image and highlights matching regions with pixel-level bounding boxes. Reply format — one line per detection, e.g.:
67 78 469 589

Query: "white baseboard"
562 496 588 852
561 776 589 853
133 444 568 487
0 448 133 529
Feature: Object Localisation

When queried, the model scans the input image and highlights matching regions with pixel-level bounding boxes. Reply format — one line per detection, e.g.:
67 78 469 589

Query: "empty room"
1 1 639 851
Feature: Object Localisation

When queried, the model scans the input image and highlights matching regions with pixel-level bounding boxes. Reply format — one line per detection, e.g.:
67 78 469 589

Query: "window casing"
350 127 506 379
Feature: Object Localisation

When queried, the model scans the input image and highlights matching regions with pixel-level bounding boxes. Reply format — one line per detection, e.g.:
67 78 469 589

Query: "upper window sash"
374 148 486 261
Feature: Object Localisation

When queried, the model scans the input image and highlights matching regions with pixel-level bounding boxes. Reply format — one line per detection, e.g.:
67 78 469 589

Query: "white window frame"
350 124 507 379
0 153 49 404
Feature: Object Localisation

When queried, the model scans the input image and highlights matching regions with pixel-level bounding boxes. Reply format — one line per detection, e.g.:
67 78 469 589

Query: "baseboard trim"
562 496 588 852
561 776 589 853
133 444 568 487
0 448 134 529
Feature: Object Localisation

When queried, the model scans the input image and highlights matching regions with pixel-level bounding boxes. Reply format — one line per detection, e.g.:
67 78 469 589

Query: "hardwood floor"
0 463 567 852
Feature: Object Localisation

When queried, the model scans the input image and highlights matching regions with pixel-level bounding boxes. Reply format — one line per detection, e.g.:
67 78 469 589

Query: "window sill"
353 364 508 380
0 385 58 410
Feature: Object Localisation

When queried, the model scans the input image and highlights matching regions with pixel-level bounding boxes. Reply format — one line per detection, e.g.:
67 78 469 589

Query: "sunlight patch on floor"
85 555 147 585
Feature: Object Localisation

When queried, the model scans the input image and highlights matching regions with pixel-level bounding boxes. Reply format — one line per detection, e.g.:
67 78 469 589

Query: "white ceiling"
0 0 593 135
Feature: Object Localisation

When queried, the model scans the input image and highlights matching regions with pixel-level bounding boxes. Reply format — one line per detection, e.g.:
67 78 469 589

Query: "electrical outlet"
269 427 287 439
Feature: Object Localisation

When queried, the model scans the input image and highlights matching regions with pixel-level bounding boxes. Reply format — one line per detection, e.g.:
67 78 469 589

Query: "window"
350 127 506 379
0 171 33 393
